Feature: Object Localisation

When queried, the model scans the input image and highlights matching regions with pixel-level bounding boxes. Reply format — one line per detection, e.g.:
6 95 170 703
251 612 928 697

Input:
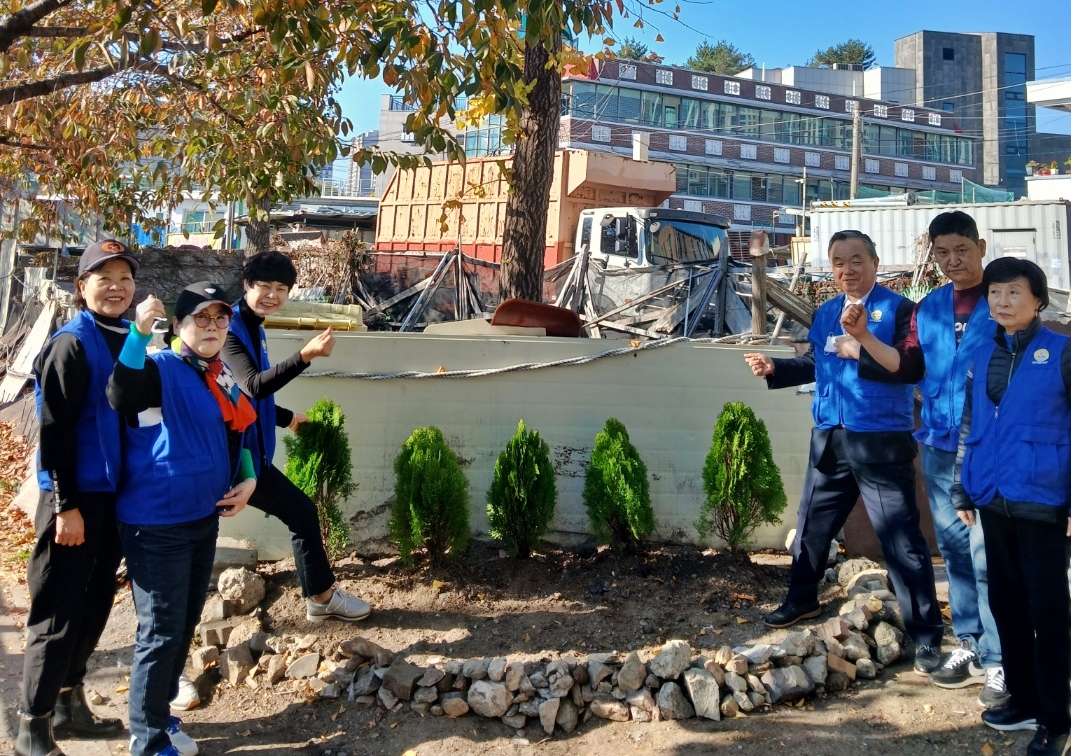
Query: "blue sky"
336 1 1071 137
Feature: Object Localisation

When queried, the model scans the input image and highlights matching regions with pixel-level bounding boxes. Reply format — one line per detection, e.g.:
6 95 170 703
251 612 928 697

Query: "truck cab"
577 207 731 269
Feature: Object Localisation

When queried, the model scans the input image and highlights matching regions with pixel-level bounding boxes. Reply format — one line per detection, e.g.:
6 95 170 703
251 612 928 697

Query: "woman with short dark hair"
952 257 1071 756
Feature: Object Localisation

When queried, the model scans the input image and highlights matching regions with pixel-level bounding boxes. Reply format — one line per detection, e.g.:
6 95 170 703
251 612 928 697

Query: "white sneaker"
129 718 198 756
170 675 200 711
306 587 372 622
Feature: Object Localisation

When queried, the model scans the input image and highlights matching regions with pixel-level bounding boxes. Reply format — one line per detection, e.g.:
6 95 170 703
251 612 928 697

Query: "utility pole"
849 105 862 199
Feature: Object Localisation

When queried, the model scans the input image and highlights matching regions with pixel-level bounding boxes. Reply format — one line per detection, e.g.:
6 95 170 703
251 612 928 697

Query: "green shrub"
697 401 787 552
486 419 557 558
283 398 355 561
390 427 470 566
583 418 655 548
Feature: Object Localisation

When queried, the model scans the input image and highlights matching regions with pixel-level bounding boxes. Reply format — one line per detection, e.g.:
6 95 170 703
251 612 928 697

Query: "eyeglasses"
191 311 232 328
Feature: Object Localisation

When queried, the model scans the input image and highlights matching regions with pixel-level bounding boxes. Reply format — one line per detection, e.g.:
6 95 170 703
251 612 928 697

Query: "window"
734 205 752 222
756 85 772 101
663 94 680 128
592 125 611 142
691 75 708 91
786 90 801 105
619 63 637 80
669 134 687 151
684 199 703 212
923 165 936 180
641 91 662 125
943 102 955 112
901 108 915 122
740 144 757 160
183 210 208 234
618 88 641 123
774 147 791 164
949 169 963 183
943 47 955 61
895 163 909 177
655 69 673 86
846 100 858 113
815 95 830 109
705 139 723 155
865 159 880 174
805 152 821 167
724 80 741 96
873 104 888 118
928 113 942 126
1005 53 1028 160
835 155 850 171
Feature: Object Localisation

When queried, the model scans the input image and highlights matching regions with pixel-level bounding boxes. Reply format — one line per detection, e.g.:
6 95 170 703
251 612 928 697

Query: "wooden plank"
0 301 56 403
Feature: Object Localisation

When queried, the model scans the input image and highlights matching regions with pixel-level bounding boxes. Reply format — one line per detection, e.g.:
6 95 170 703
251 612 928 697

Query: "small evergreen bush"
283 398 354 560
583 418 655 548
697 401 787 552
389 426 470 566
486 419 557 558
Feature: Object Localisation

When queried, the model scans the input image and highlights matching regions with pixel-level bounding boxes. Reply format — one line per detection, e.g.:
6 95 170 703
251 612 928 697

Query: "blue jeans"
920 444 1001 667
120 515 218 756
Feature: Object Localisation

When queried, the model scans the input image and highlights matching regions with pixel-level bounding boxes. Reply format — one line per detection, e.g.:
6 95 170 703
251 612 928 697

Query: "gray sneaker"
306 587 372 623
978 666 1012 709
930 640 984 688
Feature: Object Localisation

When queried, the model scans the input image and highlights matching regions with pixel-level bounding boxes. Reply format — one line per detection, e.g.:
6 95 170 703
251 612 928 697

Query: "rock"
855 659 878 679
548 673 574 699
339 637 392 667
210 537 258 588
463 658 491 681
822 617 852 642
825 670 851 692
725 655 750 675
682 668 721 721
587 660 612 688
418 667 445 687
413 686 438 705
352 668 381 695
226 617 262 650
590 693 630 721
844 607 870 632
378 686 399 709
431 705 444 716
617 651 646 693
556 698 578 733
217 568 265 614
200 594 236 622
650 640 691 681
518 699 541 717
501 713 526 729
267 655 287 684
702 660 726 687
382 658 424 702
645 674 661 690
845 569 890 597
86 690 104 706
871 622 903 665
435 674 455 694
737 644 774 664
825 636 847 659
733 690 754 712
221 643 254 686
487 658 507 683
626 688 656 712
286 652 320 680
467 680 512 718
837 558 882 587
724 670 748 694
760 666 814 703
198 618 239 648
504 662 526 692
571 665 589 686
802 654 828 686
826 653 857 681
538 697 559 735
320 683 340 699
442 695 470 717
191 645 219 674
720 694 740 718
713 645 734 666
295 633 318 653
657 682 695 720
842 633 871 662
780 632 816 658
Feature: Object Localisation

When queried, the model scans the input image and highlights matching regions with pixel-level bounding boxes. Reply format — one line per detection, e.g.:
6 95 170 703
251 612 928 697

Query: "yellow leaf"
390 721 400 728
735 616 748 624
922 703 933 714
116 686 129 693
981 743 994 756
795 698 805 708
403 751 417 756
432 580 445 590
602 37 616 46
655 34 664 43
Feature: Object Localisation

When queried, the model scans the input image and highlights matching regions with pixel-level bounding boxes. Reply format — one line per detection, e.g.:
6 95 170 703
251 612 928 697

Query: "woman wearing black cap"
16 240 138 756
107 283 257 756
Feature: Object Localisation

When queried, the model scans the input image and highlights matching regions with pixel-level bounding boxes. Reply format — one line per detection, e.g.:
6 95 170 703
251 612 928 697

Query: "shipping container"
375 150 677 269
809 200 1071 292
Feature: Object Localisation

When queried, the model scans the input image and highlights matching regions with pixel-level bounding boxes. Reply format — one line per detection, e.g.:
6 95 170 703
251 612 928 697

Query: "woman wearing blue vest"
221 251 369 622
108 283 257 756
16 241 137 756
952 258 1071 756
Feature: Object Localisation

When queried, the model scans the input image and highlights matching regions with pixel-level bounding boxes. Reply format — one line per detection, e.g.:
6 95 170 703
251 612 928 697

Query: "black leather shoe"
1027 726 1070 756
52 685 123 738
913 645 942 676
763 600 821 628
14 711 65 756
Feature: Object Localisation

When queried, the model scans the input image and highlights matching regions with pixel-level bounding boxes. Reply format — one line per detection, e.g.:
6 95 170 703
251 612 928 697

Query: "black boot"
52 685 124 737
14 711 65 756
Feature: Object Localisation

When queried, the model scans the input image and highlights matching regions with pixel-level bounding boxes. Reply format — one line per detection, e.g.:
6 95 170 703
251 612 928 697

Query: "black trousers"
786 427 944 647
21 490 122 716
246 464 335 598
981 506 1071 735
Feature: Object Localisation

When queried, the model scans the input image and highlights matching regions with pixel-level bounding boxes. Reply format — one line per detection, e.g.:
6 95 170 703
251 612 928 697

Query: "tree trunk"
246 196 272 253
499 34 562 303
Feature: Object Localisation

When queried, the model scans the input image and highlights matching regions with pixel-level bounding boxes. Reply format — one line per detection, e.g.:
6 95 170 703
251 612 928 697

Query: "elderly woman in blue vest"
108 283 257 756
16 241 137 756
221 251 369 622
951 258 1071 756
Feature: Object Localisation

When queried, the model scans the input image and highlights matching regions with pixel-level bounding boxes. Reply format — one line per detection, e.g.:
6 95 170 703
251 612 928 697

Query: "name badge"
825 334 838 353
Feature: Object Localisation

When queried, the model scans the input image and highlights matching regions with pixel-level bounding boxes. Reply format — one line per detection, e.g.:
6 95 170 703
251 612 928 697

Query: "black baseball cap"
174 282 230 321
78 239 140 276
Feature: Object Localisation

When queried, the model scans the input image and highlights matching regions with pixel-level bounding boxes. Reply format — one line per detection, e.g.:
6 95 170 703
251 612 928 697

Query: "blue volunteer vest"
961 328 1071 511
808 286 914 432
35 310 123 493
229 304 277 476
115 351 237 526
915 285 995 452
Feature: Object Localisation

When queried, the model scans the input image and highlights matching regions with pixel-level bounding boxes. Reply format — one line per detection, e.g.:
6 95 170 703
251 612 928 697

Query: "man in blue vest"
744 230 944 675
841 211 1005 708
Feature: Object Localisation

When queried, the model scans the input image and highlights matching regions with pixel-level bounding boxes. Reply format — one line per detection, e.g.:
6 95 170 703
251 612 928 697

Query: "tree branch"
0 135 51 151
0 62 118 106
0 0 73 54
26 25 84 39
